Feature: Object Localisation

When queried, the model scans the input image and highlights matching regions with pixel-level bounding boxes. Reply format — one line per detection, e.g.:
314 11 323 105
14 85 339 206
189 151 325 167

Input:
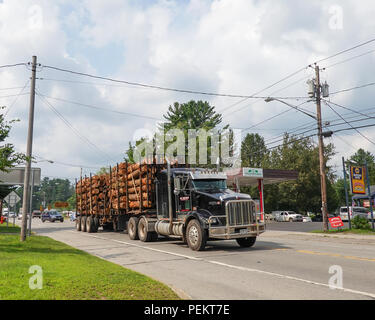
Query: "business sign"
349 166 366 194
54 202 69 208
243 168 263 178
329 217 344 228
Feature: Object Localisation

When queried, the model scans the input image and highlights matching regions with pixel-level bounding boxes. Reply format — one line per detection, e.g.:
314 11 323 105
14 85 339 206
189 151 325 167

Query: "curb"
263 230 375 241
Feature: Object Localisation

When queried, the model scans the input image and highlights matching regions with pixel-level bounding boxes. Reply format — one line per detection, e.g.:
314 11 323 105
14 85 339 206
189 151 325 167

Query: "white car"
302 216 312 222
275 211 303 222
339 206 368 221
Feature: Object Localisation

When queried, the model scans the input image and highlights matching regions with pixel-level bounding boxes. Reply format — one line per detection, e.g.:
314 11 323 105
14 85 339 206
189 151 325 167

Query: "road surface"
26 219 375 300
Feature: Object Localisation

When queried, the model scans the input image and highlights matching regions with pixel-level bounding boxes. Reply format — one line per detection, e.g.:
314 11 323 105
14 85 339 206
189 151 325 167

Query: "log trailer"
75 161 265 251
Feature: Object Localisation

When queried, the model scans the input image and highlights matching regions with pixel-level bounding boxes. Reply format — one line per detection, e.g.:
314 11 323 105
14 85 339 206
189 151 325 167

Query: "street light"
264 97 317 120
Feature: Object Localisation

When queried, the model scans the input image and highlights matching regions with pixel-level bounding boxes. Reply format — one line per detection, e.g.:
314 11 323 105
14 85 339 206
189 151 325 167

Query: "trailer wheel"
86 216 94 233
236 237 256 248
186 219 206 251
81 216 87 232
93 217 99 232
128 217 139 240
76 216 81 231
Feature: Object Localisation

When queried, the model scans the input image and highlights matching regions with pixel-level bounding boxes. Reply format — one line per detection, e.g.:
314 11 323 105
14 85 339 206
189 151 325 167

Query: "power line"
324 100 375 146
41 64 308 99
36 91 115 164
33 154 101 169
224 37 375 116
323 48 375 69
0 62 27 69
241 100 312 133
37 93 162 121
322 99 374 121
330 81 375 95
0 93 28 99
313 37 375 65
4 80 30 118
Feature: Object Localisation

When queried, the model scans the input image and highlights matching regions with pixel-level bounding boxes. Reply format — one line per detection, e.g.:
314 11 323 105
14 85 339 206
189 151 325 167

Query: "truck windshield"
192 179 227 191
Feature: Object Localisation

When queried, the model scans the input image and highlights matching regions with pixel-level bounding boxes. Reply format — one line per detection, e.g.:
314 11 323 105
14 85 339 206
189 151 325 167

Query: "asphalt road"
25 218 375 300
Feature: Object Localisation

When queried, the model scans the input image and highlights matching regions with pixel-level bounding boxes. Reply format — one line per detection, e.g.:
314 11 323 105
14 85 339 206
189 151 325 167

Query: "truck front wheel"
138 217 156 242
186 219 207 251
128 217 139 240
236 237 256 248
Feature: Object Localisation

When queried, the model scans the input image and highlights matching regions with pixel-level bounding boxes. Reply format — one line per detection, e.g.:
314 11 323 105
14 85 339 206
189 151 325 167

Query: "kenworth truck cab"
150 166 265 251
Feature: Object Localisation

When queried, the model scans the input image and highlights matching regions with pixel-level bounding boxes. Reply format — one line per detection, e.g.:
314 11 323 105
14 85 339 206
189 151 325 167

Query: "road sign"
243 167 263 178
349 166 366 194
329 216 344 228
4 191 21 206
0 167 41 186
54 201 69 208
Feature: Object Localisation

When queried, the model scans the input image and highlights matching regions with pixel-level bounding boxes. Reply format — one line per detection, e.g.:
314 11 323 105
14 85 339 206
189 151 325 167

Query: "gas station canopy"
224 167 299 187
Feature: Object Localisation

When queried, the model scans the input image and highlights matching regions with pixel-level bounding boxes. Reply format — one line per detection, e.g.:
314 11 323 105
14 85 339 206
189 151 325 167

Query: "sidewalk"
262 229 375 242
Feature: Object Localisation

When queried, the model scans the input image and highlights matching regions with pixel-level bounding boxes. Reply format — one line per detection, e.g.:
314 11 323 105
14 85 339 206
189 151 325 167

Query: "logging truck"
75 161 265 251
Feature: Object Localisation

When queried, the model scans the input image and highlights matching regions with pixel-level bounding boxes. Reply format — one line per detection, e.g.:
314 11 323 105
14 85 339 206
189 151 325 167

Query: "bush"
351 215 371 230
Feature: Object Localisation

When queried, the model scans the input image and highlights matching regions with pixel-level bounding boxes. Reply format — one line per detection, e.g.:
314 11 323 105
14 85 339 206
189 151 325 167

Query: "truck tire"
138 217 157 242
128 217 139 240
186 219 207 251
86 216 94 233
236 237 256 248
76 216 81 231
93 217 99 232
81 216 87 232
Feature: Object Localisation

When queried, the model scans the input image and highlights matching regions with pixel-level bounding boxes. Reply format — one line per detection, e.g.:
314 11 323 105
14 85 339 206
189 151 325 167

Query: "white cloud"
0 0 374 181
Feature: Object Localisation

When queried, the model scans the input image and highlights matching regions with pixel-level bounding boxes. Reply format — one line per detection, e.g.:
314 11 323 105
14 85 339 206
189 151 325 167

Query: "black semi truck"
76 162 265 251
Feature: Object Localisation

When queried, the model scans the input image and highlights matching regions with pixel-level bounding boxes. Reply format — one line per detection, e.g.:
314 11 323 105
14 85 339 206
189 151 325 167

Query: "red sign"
329 217 344 228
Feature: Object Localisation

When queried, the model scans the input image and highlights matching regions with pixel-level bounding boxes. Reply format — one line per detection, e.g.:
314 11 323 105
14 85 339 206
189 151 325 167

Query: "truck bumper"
208 222 266 240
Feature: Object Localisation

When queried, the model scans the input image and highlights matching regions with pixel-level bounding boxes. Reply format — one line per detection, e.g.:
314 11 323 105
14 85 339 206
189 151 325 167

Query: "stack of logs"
77 162 160 215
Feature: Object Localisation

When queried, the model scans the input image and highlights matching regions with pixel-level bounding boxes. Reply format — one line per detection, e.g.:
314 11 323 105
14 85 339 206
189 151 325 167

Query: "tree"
18 177 75 211
347 148 375 184
0 109 25 215
241 133 269 167
125 100 231 166
96 167 109 175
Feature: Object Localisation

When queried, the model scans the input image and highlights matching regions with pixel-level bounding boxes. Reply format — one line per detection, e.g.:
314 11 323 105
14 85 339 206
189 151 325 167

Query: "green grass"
0 223 20 233
0 234 180 300
311 228 375 235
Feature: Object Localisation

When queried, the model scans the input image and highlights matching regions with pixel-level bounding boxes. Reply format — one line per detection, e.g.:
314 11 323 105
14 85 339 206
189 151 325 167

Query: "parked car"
41 211 64 223
339 206 368 221
8 212 17 218
275 211 303 222
32 210 42 218
302 216 312 222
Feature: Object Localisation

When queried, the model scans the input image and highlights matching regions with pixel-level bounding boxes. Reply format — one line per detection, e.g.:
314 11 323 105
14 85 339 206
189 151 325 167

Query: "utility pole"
342 156 351 229
20 56 37 241
315 64 329 231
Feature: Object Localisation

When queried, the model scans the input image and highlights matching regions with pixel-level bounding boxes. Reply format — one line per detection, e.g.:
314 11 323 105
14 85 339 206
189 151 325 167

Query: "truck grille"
226 200 256 226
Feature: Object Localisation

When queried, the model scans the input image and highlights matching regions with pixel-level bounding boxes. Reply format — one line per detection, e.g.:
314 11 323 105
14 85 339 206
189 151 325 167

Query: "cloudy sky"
0 0 374 182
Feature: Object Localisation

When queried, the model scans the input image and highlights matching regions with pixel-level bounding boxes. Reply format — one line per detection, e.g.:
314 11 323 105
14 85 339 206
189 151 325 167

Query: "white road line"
68 230 375 299
68 231 202 261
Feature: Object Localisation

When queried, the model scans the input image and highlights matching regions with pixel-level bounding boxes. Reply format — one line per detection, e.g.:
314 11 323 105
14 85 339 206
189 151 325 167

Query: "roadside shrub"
351 215 371 230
